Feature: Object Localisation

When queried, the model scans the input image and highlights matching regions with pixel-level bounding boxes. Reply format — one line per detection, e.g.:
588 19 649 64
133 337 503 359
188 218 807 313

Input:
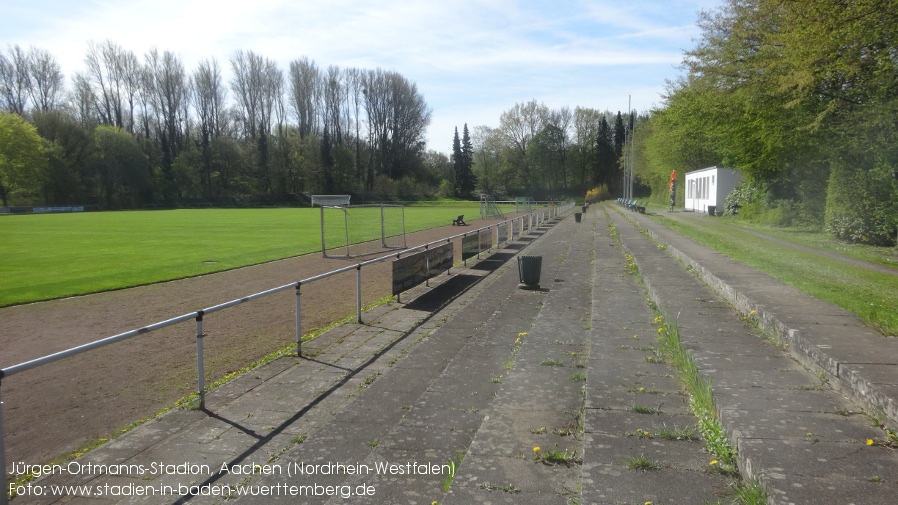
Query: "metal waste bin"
574 212 582 223
517 255 542 290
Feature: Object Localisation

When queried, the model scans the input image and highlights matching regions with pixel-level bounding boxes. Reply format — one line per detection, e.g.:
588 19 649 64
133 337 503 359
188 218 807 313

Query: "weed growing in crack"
627 455 660 471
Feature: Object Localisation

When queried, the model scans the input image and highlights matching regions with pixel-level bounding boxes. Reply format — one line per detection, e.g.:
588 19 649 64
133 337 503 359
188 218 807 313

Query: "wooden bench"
452 215 467 226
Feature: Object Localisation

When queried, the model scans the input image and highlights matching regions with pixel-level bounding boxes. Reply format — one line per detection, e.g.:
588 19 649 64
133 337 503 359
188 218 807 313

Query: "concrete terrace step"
606 204 898 504
581 210 735 504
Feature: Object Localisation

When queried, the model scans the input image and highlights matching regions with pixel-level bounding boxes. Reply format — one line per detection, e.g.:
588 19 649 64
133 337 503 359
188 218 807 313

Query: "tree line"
470 100 634 200
635 0 898 245
0 42 435 208
0 40 640 210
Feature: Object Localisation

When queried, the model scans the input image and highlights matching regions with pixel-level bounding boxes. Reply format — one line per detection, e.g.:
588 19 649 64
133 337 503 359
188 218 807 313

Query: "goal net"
515 197 534 212
480 194 505 219
321 204 407 257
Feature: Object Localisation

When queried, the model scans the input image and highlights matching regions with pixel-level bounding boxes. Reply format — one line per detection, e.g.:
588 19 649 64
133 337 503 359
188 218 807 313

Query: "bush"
723 181 764 216
825 159 897 246
585 184 611 204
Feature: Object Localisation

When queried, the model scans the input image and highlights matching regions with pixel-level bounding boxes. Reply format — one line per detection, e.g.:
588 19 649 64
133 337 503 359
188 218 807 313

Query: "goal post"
320 202 407 258
480 194 505 219
514 196 534 212
312 194 351 207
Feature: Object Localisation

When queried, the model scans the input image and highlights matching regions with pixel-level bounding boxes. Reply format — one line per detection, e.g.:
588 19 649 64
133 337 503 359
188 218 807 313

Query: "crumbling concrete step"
607 206 898 504
581 210 735 504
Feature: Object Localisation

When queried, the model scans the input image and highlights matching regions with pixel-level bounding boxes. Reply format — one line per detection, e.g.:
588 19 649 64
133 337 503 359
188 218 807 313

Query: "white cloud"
2 0 722 153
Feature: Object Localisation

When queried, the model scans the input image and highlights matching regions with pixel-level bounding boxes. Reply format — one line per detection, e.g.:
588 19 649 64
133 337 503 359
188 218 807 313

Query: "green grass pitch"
1 205 498 307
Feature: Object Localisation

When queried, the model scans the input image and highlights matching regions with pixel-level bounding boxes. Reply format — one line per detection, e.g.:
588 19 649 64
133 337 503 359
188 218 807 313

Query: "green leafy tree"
595 116 617 191
0 111 47 206
31 109 95 205
91 125 152 208
528 124 566 192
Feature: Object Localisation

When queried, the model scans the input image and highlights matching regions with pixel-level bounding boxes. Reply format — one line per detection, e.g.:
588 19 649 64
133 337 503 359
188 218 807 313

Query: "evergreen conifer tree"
460 124 477 197
452 127 463 197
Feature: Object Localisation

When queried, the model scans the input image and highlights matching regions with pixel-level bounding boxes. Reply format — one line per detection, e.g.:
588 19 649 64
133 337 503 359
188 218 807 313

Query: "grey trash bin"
518 255 542 289
574 212 582 223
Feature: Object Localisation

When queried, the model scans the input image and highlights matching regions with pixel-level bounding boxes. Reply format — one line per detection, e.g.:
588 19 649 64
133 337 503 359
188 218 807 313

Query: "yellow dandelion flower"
533 446 541 452
518 332 528 337
749 310 757 316
646 502 653 505
710 460 718 465
515 338 521 344
866 439 875 446
657 327 664 334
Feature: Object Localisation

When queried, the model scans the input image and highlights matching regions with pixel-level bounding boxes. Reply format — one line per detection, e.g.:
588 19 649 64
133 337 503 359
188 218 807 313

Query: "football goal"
480 194 505 219
320 203 407 258
514 196 534 212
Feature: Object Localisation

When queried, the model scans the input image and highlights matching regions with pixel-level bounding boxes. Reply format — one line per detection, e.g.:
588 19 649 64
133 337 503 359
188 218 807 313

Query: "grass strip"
647 211 898 336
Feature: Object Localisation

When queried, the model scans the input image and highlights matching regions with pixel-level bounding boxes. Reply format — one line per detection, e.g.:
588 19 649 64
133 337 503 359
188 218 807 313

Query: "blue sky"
2 0 721 154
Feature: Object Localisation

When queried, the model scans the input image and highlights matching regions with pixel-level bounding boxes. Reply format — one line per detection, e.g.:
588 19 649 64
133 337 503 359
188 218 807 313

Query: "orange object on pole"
669 170 677 191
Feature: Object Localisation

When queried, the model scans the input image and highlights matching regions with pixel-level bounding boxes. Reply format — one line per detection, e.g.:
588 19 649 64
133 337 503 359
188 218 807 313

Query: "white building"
684 166 742 215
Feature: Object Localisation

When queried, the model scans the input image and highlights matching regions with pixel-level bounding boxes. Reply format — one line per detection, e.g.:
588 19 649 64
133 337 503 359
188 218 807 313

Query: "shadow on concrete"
173 230 559 503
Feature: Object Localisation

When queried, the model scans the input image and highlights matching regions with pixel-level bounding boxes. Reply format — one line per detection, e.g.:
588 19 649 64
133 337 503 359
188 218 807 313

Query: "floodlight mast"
627 96 636 200
622 95 635 201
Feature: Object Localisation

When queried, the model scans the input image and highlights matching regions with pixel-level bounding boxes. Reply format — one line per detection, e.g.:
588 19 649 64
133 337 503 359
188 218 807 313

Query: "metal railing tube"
1 312 197 378
195 311 205 410
201 282 296 316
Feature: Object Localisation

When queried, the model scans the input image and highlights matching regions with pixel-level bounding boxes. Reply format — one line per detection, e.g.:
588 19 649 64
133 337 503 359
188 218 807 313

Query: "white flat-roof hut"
684 166 742 215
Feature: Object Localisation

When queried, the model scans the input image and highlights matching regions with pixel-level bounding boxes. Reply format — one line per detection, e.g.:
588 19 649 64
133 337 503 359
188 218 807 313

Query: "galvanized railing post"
356 265 362 324
295 282 302 357
447 238 453 275
425 244 432 286
195 311 205 410
1 381 7 505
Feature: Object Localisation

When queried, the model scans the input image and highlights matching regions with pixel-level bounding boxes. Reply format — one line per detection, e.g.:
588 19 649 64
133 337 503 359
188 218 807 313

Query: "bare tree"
260 58 282 138
193 58 226 139
26 47 64 112
363 68 431 185
288 56 320 138
230 50 283 191
82 40 142 132
344 67 365 179
69 72 97 126
323 65 343 145
0 45 31 114
229 50 282 139
145 48 188 199
192 58 226 198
